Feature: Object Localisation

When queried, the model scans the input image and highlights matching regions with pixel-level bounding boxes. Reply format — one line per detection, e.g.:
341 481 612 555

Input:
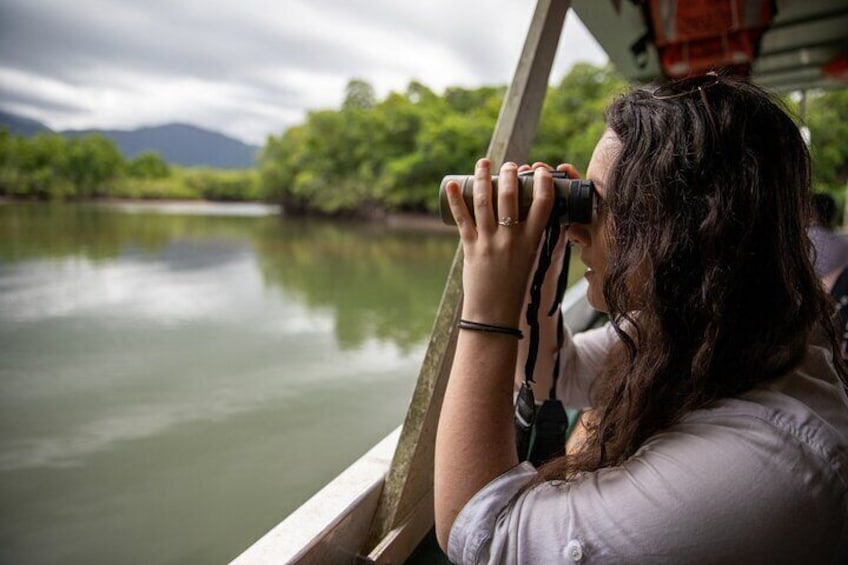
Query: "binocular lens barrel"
438 172 594 226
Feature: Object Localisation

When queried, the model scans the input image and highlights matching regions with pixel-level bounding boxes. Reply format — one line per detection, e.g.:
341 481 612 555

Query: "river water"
0 201 459 564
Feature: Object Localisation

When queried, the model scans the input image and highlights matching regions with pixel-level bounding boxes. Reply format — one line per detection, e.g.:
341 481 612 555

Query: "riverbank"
0 196 457 234
386 212 456 234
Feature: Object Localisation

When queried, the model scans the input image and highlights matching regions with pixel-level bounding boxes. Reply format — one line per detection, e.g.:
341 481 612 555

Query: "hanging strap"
523 215 563 380
549 242 571 400
515 208 572 463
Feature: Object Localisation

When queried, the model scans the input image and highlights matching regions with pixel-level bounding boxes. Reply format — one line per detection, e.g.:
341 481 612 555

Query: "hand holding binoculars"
438 170 594 226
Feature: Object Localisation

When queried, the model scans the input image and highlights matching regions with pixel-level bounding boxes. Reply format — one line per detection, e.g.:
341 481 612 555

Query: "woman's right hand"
444 158 556 329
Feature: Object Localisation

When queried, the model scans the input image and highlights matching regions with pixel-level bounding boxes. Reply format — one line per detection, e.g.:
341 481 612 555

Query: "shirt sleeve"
556 322 617 409
447 403 846 564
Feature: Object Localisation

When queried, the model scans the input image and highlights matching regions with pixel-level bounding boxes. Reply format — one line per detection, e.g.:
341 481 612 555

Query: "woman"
434 75 848 563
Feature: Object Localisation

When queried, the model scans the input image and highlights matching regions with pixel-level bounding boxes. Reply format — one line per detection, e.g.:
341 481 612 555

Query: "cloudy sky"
0 0 607 145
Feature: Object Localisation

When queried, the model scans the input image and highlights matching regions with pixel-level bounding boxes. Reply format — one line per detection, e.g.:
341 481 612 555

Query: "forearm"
435 159 554 551
434 330 520 549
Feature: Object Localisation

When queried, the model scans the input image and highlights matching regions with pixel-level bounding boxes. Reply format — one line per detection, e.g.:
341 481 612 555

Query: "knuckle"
499 181 517 195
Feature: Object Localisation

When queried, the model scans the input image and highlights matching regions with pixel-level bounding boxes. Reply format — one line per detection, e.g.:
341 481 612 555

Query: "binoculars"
438 171 594 225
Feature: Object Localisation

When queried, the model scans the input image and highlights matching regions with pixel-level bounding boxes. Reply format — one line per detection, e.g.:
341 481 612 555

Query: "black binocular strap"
515 210 572 464
549 243 571 400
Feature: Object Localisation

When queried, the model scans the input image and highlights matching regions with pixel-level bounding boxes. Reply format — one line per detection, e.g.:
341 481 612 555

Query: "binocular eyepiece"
438 171 594 225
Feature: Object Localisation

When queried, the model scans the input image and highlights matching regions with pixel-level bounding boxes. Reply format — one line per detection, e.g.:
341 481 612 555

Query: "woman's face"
567 129 620 312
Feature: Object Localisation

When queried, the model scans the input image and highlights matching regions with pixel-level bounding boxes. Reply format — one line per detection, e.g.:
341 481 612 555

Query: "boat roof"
572 0 848 91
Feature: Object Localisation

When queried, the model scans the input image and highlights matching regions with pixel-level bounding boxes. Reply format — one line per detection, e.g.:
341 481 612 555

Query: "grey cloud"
0 85 85 114
0 0 380 86
0 0 606 143
305 0 522 83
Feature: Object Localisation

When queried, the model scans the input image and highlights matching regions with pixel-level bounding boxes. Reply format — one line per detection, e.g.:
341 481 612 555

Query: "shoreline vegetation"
2 64 846 221
0 195 456 234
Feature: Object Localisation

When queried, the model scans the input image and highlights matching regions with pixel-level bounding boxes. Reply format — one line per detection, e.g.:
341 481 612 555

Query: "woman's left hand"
444 158 556 328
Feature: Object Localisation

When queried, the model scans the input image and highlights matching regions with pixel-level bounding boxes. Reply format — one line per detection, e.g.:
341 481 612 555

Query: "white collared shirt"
449 326 848 564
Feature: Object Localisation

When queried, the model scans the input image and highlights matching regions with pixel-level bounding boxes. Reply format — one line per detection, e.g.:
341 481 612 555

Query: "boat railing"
230 279 599 564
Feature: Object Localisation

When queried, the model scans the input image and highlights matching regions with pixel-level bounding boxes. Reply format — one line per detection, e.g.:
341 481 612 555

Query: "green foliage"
260 65 848 219
1 131 73 199
64 135 125 197
259 65 629 217
0 128 257 202
0 131 122 199
183 168 259 201
534 63 628 170
806 89 848 216
343 78 377 111
259 79 503 216
128 151 171 179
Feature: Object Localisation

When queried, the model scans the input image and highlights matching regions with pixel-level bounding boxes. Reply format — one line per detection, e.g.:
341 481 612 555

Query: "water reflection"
0 202 458 565
255 219 455 351
0 203 458 349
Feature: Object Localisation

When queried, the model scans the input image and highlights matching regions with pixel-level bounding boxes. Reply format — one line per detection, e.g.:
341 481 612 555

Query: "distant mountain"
0 110 260 169
0 109 53 137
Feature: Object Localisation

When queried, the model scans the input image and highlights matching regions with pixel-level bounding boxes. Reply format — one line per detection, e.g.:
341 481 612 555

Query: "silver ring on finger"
497 216 520 227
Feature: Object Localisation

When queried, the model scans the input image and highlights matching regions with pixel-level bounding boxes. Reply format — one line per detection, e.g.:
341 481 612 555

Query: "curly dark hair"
541 76 847 478
812 192 837 228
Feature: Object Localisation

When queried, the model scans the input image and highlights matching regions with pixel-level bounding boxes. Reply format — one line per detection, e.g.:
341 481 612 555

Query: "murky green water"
0 202 459 564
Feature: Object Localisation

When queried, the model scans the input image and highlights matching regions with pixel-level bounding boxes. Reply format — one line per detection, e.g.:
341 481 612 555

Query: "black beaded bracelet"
458 319 524 339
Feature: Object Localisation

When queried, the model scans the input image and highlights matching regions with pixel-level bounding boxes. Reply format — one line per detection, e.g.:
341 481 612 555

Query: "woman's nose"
566 223 590 247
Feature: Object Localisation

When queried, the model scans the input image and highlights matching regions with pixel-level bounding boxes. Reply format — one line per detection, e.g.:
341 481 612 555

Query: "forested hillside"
0 110 259 169
260 63 848 217
260 63 628 216
2 63 846 215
